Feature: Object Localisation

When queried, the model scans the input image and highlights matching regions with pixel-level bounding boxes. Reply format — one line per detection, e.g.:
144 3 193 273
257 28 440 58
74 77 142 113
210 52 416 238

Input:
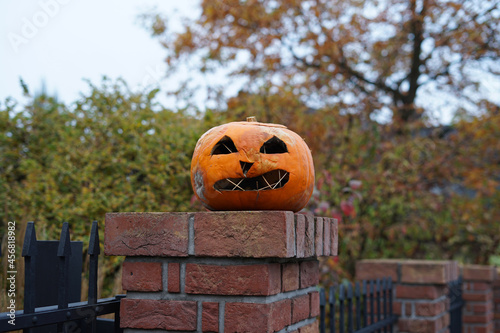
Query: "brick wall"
356 260 500 333
356 259 459 333
105 211 338 332
494 270 500 333
462 264 498 333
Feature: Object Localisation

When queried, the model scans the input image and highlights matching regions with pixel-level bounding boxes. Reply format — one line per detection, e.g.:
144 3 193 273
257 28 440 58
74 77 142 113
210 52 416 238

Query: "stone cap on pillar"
461 264 498 282
356 259 459 285
104 211 338 259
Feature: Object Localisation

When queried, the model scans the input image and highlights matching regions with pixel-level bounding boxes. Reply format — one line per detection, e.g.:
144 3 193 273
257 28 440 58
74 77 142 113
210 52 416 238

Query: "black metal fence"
0 221 124 333
448 277 464 333
319 278 397 333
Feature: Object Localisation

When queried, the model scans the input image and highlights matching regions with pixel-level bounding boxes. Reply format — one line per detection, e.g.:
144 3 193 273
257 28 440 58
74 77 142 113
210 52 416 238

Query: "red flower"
340 199 356 217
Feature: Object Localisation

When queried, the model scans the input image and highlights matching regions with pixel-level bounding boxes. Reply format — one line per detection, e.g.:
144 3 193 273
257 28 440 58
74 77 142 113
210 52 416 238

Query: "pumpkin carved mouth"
214 169 289 192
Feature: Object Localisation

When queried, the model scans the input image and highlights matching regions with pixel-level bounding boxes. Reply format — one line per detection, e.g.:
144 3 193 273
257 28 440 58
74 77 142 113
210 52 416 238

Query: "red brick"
463 265 498 282
194 211 295 258
401 260 451 284
463 292 493 302
415 301 446 316
406 303 412 317
270 299 292 332
472 282 490 292
299 322 319 333
323 219 331 256
473 303 492 313
304 215 315 257
310 291 320 317
168 263 180 293
464 315 491 324
449 260 459 281
225 300 291 333
397 318 438 332
315 217 323 257
438 313 450 330
292 294 311 323
122 261 162 291
473 326 494 333
296 214 306 258
104 212 189 256
393 301 402 316
396 285 445 299
296 213 316 258
202 302 219 332
120 299 196 330
185 263 281 296
282 263 300 292
330 218 338 256
300 260 319 288
356 260 399 282
468 282 492 291
225 303 270 332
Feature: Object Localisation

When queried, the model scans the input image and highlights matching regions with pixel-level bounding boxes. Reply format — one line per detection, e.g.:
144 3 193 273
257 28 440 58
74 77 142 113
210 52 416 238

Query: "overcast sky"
0 0 201 105
2 1 498 124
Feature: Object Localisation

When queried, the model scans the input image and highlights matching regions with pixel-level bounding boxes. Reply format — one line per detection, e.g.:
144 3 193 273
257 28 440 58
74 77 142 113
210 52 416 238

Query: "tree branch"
406 0 427 104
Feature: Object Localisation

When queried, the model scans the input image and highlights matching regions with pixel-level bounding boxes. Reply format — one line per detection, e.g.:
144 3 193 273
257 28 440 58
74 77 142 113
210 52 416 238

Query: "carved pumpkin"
191 117 314 212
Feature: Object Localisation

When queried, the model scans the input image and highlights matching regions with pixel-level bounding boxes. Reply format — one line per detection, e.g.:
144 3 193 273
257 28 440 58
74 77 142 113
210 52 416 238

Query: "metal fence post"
57 222 72 333
22 222 37 333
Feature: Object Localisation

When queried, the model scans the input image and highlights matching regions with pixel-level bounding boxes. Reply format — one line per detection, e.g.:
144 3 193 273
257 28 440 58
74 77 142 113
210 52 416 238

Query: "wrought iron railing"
0 221 124 333
448 276 464 333
320 278 397 333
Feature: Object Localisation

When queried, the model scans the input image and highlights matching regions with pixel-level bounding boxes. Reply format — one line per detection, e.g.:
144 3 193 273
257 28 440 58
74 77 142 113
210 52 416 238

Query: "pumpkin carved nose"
240 161 254 177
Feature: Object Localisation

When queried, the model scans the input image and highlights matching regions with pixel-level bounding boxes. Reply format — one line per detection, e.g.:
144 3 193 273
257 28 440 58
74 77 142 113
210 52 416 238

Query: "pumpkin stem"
246 116 257 122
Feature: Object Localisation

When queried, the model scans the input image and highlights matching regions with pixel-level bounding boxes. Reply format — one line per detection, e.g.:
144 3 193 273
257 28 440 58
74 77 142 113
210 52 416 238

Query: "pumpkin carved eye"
260 136 288 154
211 136 237 155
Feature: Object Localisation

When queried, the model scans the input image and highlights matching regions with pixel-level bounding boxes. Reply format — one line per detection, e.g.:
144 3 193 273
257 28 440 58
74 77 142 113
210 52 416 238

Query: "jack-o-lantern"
190 117 314 212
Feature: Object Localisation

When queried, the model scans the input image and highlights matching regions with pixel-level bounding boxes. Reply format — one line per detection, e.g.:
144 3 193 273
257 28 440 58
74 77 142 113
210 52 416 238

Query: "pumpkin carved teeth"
214 169 289 192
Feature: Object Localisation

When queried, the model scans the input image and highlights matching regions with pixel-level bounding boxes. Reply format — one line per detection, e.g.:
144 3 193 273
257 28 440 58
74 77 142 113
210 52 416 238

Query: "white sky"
0 0 201 105
1 1 498 124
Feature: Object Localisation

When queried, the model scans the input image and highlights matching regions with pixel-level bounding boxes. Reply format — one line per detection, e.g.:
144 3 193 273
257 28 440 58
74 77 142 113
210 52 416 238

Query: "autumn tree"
149 0 499 124
146 0 500 279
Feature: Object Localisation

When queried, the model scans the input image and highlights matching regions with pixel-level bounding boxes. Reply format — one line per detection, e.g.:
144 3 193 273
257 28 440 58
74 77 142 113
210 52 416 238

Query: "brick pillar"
104 211 338 333
494 270 500 333
462 264 498 333
356 259 459 333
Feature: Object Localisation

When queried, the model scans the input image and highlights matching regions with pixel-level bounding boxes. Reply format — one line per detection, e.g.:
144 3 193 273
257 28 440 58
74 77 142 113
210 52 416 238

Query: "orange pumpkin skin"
190 119 314 212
